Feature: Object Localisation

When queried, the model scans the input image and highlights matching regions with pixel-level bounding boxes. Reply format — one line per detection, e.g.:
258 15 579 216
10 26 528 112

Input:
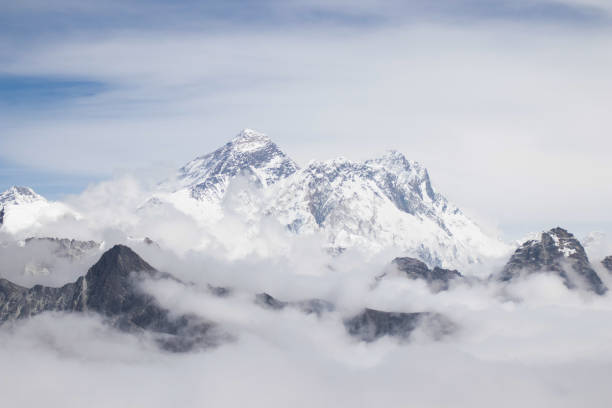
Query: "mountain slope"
145 129 299 224
0 186 76 235
602 256 612 274
382 257 463 292
176 128 299 196
500 227 607 295
344 308 455 342
153 129 507 268
0 245 218 351
23 237 101 260
267 152 507 267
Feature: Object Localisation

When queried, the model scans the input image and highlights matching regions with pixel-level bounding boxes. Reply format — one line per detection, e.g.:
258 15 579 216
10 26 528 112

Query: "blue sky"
2 0 612 239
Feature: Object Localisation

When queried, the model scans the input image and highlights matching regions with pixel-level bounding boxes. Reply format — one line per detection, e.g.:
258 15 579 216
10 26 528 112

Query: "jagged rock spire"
500 227 607 295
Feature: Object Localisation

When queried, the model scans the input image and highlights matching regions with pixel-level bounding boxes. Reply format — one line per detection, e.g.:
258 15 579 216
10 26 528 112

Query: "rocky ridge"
500 227 607 295
385 257 463 291
0 245 219 351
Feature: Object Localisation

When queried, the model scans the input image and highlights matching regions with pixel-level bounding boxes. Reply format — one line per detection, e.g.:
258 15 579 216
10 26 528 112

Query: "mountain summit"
267 150 507 266
0 244 217 351
0 186 45 206
175 128 299 202
500 227 607 295
150 129 507 268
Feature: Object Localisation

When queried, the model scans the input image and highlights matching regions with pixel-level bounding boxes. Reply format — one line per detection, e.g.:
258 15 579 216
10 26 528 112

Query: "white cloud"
2 238 612 406
2 21 612 238
2 3 612 405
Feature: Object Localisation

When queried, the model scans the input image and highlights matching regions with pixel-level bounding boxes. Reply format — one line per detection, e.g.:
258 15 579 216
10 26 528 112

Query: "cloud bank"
0 174 611 406
1 1 612 238
2 3 612 405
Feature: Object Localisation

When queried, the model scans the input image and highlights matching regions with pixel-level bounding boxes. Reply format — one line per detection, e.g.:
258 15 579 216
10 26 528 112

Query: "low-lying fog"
1 176 612 407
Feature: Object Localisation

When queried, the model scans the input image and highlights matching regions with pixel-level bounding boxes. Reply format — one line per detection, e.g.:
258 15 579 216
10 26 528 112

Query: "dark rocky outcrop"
207 284 232 297
500 227 607 295
344 308 455 343
384 257 462 291
0 206 4 225
255 292 288 310
0 245 220 351
254 292 335 316
293 299 336 316
603 256 612 273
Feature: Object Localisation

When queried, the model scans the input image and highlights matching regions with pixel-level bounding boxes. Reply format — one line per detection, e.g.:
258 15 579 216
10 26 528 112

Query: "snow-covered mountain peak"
0 186 46 206
371 150 412 167
149 130 508 267
175 129 298 194
501 227 607 294
513 228 584 259
267 150 508 267
302 157 362 177
230 128 273 153
547 227 578 256
366 151 435 201
0 186 77 235
375 150 429 178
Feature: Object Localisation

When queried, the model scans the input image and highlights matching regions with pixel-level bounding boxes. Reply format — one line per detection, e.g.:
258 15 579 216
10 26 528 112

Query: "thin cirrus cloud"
0 0 611 238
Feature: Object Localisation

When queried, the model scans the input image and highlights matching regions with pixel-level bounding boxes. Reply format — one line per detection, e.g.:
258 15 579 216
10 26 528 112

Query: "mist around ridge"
1 175 612 407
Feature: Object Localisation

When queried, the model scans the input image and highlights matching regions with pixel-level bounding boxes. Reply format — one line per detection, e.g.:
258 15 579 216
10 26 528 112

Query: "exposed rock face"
603 256 612 273
150 129 507 268
267 152 507 267
175 129 299 202
500 227 607 295
293 299 336 316
389 257 462 291
254 292 335 316
344 308 455 343
207 284 232 297
0 245 219 351
24 237 101 260
255 292 288 310
0 275 86 319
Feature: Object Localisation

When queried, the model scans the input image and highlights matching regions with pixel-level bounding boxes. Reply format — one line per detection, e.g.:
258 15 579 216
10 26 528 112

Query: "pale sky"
1 0 612 240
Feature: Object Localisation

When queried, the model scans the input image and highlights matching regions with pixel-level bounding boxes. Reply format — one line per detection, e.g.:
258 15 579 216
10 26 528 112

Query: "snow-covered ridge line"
1 129 510 269
148 129 509 268
0 185 78 235
0 186 45 206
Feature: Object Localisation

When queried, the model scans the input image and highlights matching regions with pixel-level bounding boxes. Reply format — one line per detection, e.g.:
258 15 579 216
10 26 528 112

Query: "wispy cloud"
1 1 611 237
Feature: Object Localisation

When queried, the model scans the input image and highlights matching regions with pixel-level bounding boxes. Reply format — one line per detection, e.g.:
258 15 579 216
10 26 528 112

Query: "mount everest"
141 129 508 268
4 129 611 277
0 129 608 276
1 130 612 353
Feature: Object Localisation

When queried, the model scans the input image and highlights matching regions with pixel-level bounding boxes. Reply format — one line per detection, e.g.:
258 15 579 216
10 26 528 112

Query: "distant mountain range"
0 226 610 351
1 129 610 275
144 129 508 267
1 129 611 352
0 244 455 350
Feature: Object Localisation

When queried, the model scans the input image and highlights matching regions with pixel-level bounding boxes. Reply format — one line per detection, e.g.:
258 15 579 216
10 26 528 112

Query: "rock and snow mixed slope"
267 151 507 266
500 227 607 295
0 186 76 235
152 129 508 268
1 130 509 268
145 129 299 224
